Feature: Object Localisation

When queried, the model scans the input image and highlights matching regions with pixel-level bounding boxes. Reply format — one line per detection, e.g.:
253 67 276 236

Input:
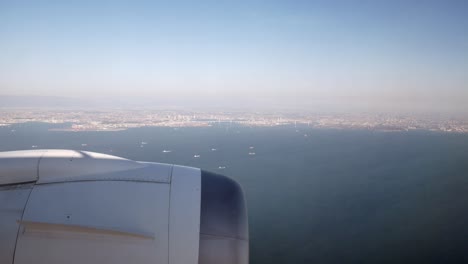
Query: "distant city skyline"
2 107 468 133
1 1 467 113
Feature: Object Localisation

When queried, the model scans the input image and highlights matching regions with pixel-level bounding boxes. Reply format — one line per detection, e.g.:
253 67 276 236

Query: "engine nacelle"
0 150 248 264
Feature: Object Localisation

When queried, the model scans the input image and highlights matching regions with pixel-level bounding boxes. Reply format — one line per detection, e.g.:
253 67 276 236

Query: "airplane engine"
0 150 248 264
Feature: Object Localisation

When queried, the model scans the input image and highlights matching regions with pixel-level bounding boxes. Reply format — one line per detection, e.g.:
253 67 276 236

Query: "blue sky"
0 0 467 111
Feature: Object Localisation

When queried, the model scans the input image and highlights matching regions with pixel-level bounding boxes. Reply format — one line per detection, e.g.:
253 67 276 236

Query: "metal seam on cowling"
167 164 174 264
199 232 249 241
36 150 47 181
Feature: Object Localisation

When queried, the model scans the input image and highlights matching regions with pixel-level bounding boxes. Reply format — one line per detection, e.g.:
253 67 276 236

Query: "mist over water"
1 123 468 263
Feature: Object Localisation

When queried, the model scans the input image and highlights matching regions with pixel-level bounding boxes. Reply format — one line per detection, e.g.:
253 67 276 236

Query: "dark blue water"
1 122 468 263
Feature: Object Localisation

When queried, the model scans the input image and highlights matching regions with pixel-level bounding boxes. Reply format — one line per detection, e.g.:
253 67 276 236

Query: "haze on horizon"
1 1 467 113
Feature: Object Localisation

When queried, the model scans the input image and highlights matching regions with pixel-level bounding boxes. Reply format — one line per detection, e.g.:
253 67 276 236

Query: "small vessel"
211 148 217 151
31 145 38 148
218 166 226 169
249 146 254 149
248 152 256 155
194 155 200 158
141 141 148 145
81 143 87 147
162 150 172 153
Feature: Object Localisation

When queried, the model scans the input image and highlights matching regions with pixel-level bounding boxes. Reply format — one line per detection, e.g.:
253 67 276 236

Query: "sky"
0 0 467 112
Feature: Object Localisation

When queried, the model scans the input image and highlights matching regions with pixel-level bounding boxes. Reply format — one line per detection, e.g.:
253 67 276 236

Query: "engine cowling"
0 149 248 264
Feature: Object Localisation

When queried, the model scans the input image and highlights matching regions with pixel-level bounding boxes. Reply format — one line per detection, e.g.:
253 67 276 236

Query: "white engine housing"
0 150 248 264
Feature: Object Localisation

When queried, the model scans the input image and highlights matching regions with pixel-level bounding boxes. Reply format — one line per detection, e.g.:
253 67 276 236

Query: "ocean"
1 122 468 263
